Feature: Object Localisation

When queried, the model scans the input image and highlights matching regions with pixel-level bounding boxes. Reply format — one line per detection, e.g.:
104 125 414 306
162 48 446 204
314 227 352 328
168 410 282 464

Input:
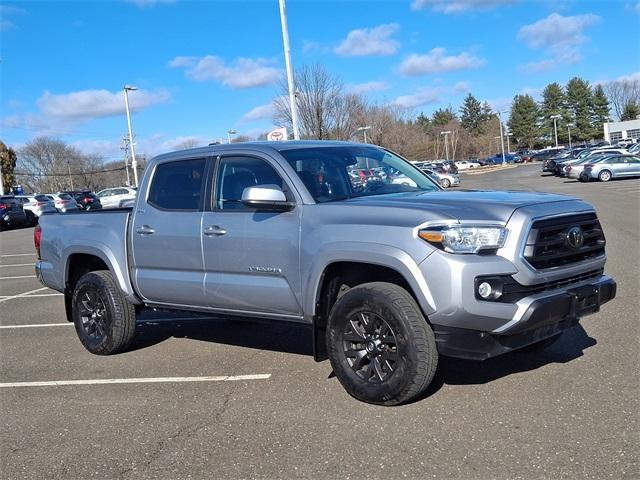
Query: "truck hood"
340 190 579 223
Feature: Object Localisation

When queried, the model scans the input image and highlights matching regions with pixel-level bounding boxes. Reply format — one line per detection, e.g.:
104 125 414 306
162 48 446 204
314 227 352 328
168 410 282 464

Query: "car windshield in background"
279 146 439 203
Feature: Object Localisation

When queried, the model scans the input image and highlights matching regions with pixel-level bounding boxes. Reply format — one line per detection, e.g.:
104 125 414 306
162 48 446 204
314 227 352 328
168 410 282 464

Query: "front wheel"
440 178 451 188
598 170 612 182
72 270 136 355
326 282 438 406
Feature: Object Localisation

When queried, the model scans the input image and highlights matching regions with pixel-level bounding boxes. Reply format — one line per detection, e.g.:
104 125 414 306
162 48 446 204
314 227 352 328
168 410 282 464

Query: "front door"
201 155 302 317
131 157 209 306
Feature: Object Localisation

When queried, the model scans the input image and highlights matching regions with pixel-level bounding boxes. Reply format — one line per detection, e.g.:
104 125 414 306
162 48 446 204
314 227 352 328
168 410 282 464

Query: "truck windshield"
279 145 440 203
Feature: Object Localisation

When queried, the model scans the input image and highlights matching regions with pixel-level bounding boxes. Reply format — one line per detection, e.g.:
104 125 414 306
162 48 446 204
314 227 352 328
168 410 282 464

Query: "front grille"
524 213 606 269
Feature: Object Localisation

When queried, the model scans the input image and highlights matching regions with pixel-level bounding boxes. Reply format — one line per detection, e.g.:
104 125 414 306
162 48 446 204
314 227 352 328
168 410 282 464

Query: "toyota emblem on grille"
565 226 584 249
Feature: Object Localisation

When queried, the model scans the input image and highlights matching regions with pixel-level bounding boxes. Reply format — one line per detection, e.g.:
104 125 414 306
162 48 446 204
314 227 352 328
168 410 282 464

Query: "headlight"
418 225 507 254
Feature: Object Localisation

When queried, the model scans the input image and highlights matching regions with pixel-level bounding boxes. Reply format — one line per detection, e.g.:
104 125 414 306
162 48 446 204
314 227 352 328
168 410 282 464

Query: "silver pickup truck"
35 141 616 405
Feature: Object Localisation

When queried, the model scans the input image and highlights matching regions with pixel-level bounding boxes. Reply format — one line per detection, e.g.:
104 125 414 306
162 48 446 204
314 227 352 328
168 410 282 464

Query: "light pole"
123 85 139 187
0 161 4 195
496 111 507 166
227 129 237 144
505 131 513 154
357 126 371 143
440 131 451 161
567 123 574 149
278 0 300 140
550 114 562 148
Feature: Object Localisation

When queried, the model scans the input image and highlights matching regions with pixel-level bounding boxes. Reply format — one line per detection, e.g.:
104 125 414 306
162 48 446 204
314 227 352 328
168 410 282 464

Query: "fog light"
478 282 493 299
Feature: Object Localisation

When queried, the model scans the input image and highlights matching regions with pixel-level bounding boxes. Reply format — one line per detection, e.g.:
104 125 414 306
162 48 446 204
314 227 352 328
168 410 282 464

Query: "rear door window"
148 158 207 211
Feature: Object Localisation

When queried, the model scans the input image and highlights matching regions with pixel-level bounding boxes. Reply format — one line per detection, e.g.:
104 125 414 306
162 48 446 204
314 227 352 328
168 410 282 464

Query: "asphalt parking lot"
1 164 638 480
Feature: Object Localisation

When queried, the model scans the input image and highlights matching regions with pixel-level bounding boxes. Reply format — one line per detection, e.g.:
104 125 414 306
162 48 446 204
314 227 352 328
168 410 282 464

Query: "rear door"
201 154 302 316
131 157 210 306
623 156 640 176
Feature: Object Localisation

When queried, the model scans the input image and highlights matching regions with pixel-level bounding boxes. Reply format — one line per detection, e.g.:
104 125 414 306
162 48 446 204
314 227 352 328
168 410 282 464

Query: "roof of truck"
151 140 377 163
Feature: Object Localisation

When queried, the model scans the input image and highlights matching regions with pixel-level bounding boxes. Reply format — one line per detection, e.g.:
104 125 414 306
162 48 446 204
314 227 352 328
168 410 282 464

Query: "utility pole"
497 111 507 166
123 85 139 186
550 114 562 147
278 0 300 140
440 131 451 161
67 161 74 190
0 162 4 195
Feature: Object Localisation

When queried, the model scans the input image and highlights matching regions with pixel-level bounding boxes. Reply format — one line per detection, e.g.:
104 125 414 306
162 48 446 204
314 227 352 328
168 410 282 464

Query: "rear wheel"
598 170 612 182
440 178 451 188
72 270 136 355
326 282 438 406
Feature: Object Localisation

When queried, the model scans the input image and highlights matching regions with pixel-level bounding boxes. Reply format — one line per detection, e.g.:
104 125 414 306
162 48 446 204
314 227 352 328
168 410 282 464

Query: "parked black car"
62 191 102 210
0 195 28 231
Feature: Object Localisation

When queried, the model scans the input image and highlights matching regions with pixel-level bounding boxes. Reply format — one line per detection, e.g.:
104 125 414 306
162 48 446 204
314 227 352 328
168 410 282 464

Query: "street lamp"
357 126 371 143
550 114 562 148
227 129 237 144
567 123 574 149
278 0 300 140
440 131 451 161
123 85 139 187
505 131 513 154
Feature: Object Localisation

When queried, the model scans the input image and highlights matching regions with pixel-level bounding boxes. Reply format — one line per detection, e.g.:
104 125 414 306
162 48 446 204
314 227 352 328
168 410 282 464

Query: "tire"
517 334 561 353
72 270 136 355
326 282 438 406
440 178 451 188
598 170 612 182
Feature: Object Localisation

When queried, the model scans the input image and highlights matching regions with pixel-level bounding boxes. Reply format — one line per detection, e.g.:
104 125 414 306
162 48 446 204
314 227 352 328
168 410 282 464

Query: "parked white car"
455 160 481 170
15 194 57 217
96 187 137 209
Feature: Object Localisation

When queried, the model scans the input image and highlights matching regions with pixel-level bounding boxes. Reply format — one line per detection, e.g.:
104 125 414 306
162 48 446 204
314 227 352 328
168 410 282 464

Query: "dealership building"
603 118 640 143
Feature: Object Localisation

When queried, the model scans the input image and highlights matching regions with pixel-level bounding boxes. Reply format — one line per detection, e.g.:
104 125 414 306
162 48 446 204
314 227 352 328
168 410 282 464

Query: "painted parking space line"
0 323 71 329
0 293 63 298
0 287 48 303
0 275 37 280
0 253 37 258
0 374 272 388
0 264 34 268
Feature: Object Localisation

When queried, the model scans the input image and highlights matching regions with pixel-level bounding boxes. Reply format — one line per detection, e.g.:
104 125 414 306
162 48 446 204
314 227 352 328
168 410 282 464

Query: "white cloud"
518 13 600 72
37 88 170 120
334 24 400 57
390 87 442 109
519 86 544 98
399 48 485 75
240 103 275 123
160 135 209 151
487 98 512 113
411 0 515 13
346 81 390 95
453 81 471 93
0 4 26 31
169 55 281 89
71 139 121 158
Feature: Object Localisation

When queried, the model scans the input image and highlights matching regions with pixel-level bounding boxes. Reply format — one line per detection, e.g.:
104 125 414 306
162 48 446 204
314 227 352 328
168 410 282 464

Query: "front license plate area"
569 284 601 317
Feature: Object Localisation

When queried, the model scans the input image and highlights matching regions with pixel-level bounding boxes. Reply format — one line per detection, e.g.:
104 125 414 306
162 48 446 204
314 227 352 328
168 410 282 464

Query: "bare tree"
604 78 640 120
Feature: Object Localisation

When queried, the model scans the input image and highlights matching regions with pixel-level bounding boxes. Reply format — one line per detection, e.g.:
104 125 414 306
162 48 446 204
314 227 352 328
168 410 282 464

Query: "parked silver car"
422 168 460 188
15 194 57 218
580 155 640 182
45 193 79 212
565 155 611 180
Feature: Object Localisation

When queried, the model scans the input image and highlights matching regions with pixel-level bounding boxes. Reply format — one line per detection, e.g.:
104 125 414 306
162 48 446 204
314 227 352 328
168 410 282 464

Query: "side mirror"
241 185 294 211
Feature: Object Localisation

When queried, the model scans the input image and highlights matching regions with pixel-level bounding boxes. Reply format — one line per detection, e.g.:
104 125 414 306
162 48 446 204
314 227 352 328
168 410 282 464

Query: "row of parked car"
0 187 137 231
541 142 640 182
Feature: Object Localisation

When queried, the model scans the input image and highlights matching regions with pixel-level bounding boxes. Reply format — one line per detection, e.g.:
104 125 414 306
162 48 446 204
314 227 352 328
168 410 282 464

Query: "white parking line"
0 374 272 388
0 275 36 280
0 264 34 268
0 287 48 303
0 323 71 329
0 253 36 257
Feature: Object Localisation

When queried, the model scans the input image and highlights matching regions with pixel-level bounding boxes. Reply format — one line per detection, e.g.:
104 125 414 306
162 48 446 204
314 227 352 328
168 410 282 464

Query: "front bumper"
433 275 616 360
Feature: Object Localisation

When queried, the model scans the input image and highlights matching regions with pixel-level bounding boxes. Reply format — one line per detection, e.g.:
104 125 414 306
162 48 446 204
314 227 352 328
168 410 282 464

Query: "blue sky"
1 0 639 161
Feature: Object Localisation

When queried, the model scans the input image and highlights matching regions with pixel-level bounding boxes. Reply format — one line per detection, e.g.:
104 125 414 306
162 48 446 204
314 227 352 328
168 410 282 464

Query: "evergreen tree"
590 84 610 139
431 106 457 126
566 77 594 142
621 102 640 121
460 94 484 135
508 95 541 148
540 82 569 145
416 112 431 131
0 141 17 192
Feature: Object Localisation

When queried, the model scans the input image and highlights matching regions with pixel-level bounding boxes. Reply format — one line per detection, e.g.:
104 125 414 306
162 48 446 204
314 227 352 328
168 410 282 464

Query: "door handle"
136 225 155 235
203 225 227 236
